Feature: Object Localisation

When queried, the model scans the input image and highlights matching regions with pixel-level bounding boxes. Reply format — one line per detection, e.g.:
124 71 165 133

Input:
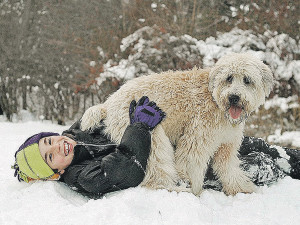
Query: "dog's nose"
229 95 240 105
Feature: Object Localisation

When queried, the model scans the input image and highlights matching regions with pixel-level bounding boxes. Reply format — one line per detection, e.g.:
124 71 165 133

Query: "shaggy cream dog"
81 53 274 196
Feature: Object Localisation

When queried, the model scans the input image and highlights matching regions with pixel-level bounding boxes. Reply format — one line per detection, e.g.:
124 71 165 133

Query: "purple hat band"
16 132 60 156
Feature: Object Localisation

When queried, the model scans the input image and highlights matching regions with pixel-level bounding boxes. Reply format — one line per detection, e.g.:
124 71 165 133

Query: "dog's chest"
211 122 244 148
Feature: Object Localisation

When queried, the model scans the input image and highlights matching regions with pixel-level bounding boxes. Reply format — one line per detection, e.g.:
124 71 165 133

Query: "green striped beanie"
12 132 60 182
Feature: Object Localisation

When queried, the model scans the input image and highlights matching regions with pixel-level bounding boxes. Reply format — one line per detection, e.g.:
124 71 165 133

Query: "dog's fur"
81 53 274 196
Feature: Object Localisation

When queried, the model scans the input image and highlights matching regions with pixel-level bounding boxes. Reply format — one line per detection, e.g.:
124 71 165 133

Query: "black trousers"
203 137 300 191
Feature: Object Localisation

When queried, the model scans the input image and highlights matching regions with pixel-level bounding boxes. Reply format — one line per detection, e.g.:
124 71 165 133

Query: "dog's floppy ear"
208 68 216 92
208 65 223 92
260 63 274 97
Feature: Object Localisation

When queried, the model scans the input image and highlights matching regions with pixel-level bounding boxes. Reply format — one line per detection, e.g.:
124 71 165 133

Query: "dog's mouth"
229 105 243 119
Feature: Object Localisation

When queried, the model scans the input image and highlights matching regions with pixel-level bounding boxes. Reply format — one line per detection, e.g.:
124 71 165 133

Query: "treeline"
0 0 299 124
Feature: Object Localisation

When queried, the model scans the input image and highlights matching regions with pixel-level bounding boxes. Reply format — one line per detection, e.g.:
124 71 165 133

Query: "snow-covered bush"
97 27 300 90
97 26 203 82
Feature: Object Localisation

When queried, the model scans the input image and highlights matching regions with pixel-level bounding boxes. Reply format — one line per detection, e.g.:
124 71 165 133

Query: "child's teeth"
64 143 69 155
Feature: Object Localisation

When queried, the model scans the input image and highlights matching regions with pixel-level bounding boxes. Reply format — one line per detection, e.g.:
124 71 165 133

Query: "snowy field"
1 120 300 225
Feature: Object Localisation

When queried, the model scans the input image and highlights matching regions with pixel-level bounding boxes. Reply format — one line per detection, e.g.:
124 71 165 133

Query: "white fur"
81 53 274 195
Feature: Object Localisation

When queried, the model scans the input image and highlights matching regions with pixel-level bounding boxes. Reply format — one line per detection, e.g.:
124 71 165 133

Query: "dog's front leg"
212 143 256 195
175 136 213 196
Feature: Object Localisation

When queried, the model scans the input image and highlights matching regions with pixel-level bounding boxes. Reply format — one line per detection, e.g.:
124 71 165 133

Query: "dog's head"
208 53 274 124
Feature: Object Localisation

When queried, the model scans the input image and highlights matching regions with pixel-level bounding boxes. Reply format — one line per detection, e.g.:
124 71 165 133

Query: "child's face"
39 135 76 174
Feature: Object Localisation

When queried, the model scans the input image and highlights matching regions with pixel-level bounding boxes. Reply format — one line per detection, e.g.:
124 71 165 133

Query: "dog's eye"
226 75 233 83
243 76 251 85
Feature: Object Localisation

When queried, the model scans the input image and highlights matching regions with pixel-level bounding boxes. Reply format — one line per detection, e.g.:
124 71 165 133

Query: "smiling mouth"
63 141 73 156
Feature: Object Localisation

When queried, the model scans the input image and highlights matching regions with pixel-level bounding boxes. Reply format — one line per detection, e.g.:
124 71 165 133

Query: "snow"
54 82 59 89
264 95 299 113
89 61 96 67
272 145 290 160
268 130 300 148
1 120 300 225
275 158 291 174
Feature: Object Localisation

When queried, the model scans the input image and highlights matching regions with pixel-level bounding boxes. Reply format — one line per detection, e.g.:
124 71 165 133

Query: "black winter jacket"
60 120 151 197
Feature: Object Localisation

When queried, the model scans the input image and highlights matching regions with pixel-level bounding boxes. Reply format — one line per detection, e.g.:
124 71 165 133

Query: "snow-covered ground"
1 120 300 225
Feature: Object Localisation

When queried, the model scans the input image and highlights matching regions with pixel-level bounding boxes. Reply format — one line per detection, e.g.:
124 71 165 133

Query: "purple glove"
129 96 166 130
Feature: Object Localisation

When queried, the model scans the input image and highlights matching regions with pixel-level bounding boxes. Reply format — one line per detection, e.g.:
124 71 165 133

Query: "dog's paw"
80 104 107 131
169 186 192 193
190 182 204 196
223 179 257 196
164 179 191 193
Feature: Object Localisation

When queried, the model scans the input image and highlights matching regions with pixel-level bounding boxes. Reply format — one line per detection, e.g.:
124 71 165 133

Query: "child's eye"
49 153 53 162
48 138 52 145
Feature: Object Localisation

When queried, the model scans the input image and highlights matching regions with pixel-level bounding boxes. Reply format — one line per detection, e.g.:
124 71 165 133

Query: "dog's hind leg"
141 125 187 192
212 143 257 195
80 103 107 131
81 103 185 192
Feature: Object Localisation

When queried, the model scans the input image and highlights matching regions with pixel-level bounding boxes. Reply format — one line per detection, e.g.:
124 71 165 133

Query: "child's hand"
129 96 166 130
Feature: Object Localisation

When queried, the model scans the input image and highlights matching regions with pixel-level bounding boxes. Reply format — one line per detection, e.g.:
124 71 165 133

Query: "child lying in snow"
12 97 300 197
12 96 165 197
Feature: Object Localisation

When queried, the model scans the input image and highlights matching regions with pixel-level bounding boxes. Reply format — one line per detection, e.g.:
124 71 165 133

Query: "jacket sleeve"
66 122 151 195
62 119 82 138
118 122 151 169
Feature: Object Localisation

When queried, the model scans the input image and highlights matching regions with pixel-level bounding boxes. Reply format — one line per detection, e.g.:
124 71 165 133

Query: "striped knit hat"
12 132 60 182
